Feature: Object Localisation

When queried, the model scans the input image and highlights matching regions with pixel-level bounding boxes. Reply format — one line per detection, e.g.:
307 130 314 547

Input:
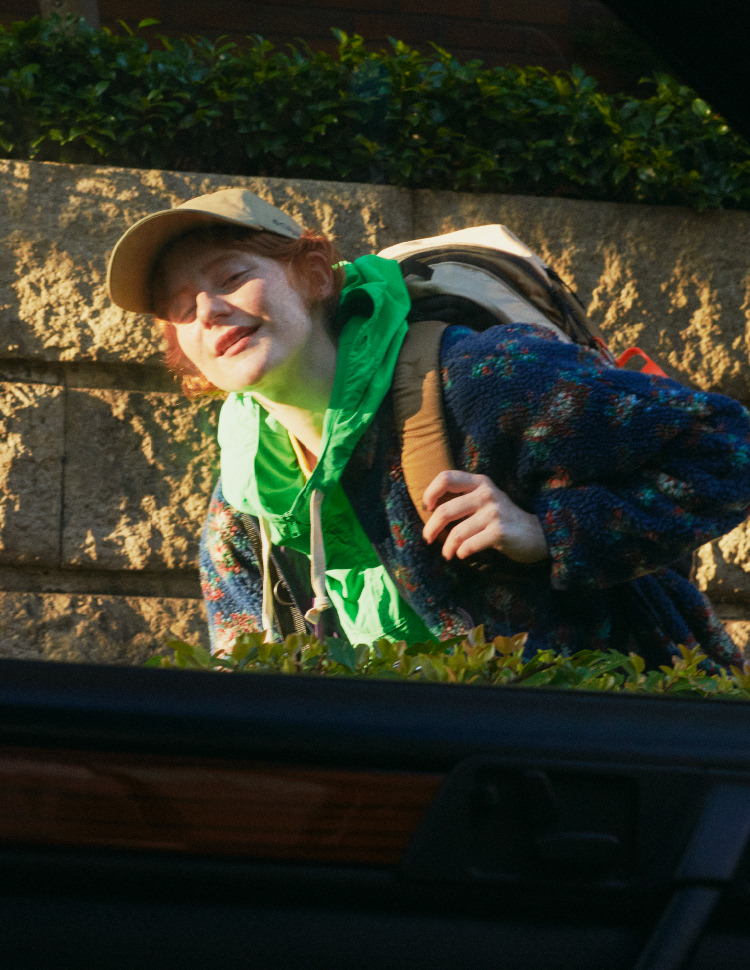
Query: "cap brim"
107 208 266 315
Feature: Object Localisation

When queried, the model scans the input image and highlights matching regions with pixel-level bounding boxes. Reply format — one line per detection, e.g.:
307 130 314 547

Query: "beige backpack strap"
391 320 454 526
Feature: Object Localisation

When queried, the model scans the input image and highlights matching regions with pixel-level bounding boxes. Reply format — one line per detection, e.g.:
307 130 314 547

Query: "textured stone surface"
62 388 220 570
695 521 750 602
721 621 750 657
0 382 64 565
3 159 749 394
0 591 208 665
1 382 220 573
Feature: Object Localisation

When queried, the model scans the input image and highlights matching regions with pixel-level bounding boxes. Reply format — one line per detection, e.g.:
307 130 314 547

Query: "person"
107 187 750 670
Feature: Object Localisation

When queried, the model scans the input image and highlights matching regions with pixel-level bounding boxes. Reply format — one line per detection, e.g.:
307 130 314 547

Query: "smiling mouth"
216 326 259 356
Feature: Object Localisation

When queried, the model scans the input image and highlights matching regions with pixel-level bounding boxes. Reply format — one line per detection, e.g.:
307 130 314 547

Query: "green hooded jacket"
217 255 434 645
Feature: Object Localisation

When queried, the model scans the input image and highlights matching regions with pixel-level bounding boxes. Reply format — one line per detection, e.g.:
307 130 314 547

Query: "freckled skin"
154 238 335 400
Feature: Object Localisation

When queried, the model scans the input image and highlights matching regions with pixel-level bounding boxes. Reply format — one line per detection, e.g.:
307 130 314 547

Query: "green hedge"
149 628 750 699
3 14 750 209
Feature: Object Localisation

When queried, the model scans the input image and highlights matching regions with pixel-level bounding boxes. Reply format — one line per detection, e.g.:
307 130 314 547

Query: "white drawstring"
304 489 333 625
259 516 276 643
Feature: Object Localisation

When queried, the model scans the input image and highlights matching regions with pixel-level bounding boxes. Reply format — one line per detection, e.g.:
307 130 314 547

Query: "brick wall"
2 1 659 92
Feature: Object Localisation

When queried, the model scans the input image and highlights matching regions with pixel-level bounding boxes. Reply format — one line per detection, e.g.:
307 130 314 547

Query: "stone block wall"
1 158 749 664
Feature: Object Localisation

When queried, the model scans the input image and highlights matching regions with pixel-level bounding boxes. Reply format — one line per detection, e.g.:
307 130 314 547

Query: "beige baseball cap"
106 188 304 314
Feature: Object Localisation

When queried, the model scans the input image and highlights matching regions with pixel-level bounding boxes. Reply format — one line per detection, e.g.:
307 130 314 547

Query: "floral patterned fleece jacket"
200 313 750 671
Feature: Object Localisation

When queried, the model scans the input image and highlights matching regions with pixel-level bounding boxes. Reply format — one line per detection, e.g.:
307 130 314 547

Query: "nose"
195 290 231 326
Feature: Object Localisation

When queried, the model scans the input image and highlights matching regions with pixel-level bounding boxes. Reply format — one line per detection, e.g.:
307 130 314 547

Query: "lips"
215 325 258 357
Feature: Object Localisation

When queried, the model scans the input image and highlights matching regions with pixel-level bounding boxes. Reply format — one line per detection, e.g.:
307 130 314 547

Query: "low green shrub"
3 15 750 209
147 627 750 699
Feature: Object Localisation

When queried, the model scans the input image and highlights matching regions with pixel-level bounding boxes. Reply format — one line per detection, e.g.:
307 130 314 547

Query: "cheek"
173 325 203 371
174 325 193 356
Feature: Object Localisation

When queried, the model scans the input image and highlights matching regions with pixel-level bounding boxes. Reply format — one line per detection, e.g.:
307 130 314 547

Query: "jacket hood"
218 255 410 547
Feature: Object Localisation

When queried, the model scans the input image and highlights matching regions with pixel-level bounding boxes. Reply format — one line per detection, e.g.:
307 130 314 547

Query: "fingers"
422 469 488 512
421 470 550 564
439 509 501 561
421 471 495 547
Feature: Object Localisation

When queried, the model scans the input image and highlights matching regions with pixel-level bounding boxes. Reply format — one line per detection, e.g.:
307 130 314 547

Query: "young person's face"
153 237 332 395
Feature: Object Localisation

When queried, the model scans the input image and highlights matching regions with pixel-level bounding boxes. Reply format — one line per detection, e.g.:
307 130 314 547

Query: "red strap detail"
616 346 668 378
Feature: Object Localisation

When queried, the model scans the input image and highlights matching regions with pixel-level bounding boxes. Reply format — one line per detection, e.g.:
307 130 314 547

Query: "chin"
215 362 272 394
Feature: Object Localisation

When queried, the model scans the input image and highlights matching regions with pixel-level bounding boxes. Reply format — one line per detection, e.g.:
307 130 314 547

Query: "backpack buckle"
616 346 668 378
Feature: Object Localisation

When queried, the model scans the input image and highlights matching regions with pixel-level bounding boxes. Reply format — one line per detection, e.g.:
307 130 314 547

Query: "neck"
249 314 337 463
252 393 327 464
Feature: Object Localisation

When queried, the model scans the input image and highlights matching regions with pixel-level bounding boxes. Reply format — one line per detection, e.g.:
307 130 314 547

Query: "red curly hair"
153 226 346 399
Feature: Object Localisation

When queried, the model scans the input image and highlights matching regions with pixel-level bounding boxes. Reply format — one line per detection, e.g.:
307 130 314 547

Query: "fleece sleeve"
199 478 266 653
440 325 750 591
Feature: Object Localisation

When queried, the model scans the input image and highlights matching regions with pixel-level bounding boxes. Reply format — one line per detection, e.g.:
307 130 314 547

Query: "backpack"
378 225 666 528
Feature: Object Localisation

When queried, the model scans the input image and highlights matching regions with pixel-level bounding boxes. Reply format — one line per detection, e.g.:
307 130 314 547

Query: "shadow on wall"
0 385 219 664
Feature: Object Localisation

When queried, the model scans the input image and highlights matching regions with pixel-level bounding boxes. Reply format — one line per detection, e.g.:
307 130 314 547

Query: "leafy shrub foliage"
148 628 750 699
3 15 750 209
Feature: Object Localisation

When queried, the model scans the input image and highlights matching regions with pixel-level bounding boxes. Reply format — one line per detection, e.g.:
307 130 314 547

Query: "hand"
422 470 549 563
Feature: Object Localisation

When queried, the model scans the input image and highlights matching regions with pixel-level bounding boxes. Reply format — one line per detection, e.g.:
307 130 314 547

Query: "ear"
297 250 335 303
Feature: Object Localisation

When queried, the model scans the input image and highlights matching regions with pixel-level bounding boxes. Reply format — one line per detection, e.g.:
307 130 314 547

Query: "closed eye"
221 270 250 292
